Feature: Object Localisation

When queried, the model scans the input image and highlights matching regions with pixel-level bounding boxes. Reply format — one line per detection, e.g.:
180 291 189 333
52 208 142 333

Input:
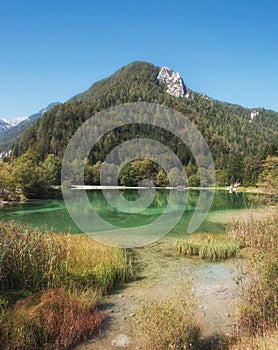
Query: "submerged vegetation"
0 222 134 349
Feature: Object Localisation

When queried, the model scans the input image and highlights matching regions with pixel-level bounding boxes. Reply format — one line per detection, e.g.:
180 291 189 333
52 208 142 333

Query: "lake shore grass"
176 233 240 260
0 222 134 349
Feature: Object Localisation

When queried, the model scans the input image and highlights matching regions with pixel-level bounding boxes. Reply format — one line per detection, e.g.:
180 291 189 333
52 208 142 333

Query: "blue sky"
1 0 278 118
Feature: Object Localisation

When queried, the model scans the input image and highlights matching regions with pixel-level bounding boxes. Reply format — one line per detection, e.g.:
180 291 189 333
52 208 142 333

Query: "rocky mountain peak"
0 118 11 133
157 66 188 98
0 116 28 134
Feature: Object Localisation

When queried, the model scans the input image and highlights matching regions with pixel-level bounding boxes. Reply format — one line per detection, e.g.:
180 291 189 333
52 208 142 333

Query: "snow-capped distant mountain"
0 116 28 133
3 116 28 127
0 102 60 153
0 118 11 133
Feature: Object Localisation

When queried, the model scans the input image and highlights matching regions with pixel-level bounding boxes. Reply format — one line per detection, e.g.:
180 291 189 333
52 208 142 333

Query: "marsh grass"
0 222 67 291
176 233 240 260
133 284 201 350
0 221 134 349
226 211 277 251
66 234 134 293
0 222 134 294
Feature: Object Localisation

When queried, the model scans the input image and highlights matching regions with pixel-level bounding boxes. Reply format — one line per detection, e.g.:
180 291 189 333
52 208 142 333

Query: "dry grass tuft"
133 284 200 350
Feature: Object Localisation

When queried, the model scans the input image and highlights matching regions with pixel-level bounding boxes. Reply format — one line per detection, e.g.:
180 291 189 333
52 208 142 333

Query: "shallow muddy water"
74 240 240 350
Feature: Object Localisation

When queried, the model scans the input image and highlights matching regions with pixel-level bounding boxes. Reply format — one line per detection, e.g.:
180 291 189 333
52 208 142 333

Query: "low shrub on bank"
133 286 200 350
176 233 240 260
0 287 104 350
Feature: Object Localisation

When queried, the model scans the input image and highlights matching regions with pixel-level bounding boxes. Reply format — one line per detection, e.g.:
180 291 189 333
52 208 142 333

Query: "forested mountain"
0 102 60 154
11 61 278 188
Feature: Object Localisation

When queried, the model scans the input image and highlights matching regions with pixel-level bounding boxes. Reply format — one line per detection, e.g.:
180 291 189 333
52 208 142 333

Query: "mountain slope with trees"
0 103 60 155
7 61 278 197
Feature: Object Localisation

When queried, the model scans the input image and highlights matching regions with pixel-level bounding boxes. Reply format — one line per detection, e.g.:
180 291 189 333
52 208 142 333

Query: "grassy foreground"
0 222 134 349
0 208 277 349
134 209 277 349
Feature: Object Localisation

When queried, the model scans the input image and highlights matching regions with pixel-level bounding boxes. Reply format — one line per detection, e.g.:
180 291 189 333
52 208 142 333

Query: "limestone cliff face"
157 66 188 98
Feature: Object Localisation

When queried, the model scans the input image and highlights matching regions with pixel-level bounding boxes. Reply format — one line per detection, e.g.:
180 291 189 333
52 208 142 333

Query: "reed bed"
66 234 134 293
0 221 134 349
0 222 67 291
0 222 134 294
176 233 240 260
226 211 277 251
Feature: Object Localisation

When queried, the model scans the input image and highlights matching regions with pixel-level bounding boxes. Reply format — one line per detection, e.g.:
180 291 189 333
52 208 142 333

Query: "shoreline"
70 184 275 195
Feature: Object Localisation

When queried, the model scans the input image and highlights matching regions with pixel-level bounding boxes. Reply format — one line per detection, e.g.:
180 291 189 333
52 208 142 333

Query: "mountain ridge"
5 61 278 185
0 102 60 155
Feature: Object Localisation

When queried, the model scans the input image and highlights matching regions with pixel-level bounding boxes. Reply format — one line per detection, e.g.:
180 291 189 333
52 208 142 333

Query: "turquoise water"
0 189 255 236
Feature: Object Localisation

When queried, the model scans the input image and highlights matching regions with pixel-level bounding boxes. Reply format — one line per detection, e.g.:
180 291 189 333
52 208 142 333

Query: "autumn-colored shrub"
0 287 104 349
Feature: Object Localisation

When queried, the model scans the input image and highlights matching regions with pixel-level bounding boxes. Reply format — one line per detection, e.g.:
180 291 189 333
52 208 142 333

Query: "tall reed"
0 222 134 293
0 222 67 291
66 234 134 293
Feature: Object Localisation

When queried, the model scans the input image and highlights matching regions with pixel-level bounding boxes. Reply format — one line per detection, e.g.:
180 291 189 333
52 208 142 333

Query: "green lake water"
0 189 256 237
